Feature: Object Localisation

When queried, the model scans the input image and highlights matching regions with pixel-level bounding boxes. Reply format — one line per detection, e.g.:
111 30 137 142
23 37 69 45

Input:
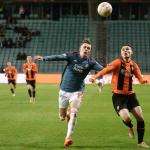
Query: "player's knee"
59 115 65 121
71 107 78 114
27 85 30 89
122 119 133 128
136 115 144 122
59 112 66 121
124 117 131 123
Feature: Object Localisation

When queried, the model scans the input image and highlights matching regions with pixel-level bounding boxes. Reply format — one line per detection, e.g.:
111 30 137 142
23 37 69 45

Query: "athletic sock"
137 121 145 144
28 89 32 97
10 88 14 94
66 113 77 138
33 91 35 98
123 120 133 128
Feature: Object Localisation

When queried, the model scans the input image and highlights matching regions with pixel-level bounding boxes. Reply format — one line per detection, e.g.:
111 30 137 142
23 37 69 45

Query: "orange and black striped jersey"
94 58 145 95
23 62 38 80
5 66 17 80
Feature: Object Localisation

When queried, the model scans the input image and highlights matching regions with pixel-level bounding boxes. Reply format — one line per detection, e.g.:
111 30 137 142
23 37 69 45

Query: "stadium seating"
106 21 150 73
1 19 150 73
0 16 89 73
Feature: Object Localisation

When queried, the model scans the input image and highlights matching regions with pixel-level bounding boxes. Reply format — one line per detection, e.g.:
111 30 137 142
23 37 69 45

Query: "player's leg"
9 81 15 96
26 81 33 103
96 78 104 93
58 90 69 121
64 92 83 147
12 81 16 96
31 81 36 103
131 106 149 148
119 108 134 138
59 108 68 121
66 106 71 122
112 93 134 138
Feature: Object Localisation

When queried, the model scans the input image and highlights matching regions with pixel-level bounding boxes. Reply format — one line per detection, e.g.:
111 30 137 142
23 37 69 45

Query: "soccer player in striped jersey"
90 45 149 148
23 56 38 103
34 38 104 147
4 62 17 96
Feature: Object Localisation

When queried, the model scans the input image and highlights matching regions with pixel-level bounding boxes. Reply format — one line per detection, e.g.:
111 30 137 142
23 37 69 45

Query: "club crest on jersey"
120 69 133 77
73 64 84 73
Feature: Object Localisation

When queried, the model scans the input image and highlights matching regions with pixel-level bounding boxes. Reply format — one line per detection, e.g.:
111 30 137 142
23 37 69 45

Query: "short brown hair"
81 38 91 45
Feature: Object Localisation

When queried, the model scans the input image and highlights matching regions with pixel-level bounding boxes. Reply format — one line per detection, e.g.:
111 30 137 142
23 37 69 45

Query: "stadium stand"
106 21 150 73
1 16 150 73
0 16 89 73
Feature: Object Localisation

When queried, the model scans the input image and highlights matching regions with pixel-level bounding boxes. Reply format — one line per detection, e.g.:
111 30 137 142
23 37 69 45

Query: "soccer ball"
97 2 112 17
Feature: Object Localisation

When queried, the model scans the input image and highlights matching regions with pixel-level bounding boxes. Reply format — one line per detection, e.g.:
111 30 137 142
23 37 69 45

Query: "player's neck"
122 57 131 63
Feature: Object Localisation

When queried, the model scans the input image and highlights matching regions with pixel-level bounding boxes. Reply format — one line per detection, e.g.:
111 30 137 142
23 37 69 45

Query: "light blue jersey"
43 51 103 92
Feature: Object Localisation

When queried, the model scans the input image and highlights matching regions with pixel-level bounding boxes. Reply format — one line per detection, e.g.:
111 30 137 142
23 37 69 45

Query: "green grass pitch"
0 84 149 150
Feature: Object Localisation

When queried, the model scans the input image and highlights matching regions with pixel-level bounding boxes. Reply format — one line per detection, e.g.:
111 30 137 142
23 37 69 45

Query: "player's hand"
143 80 149 84
34 56 43 61
89 76 96 83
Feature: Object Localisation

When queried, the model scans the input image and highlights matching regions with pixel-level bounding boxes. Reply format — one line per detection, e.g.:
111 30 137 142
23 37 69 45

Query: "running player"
90 45 149 148
4 62 17 96
34 38 104 147
23 56 38 103
96 76 104 93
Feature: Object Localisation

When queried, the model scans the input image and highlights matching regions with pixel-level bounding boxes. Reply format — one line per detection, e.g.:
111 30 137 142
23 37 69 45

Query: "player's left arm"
34 53 69 62
92 62 104 81
14 67 18 79
133 62 148 84
92 61 104 71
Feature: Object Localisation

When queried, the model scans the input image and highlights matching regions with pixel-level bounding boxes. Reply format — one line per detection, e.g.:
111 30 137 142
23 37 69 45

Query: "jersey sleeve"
92 61 104 71
43 53 69 61
94 59 119 79
133 62 145 84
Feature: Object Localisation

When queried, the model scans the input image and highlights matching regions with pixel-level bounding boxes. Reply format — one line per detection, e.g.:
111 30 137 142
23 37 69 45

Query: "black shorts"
26 80 36 88
112 93 140 115
8 80 16 86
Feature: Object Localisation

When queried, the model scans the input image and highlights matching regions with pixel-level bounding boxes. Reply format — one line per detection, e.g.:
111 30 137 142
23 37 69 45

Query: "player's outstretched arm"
34 56 44 61
34 54 68 61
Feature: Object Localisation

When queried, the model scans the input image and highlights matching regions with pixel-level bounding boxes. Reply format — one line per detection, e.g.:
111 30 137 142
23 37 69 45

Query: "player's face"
121 46 133 59
27 56 32 63
79 43 92 58
7 62 11 67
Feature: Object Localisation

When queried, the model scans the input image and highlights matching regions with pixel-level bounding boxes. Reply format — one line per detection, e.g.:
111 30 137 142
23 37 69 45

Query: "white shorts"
58 89 83 108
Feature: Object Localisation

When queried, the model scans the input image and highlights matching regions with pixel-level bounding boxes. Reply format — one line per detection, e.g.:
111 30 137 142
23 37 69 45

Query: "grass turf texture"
0 84 149 150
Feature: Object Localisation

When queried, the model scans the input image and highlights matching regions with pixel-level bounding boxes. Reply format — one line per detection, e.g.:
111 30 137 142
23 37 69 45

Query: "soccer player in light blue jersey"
34 39 103 147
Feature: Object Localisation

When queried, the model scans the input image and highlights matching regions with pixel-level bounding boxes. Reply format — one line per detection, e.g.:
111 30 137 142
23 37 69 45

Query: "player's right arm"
34 53 69 61
4 68 8 77
90 59 119 82
23 64 27 74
